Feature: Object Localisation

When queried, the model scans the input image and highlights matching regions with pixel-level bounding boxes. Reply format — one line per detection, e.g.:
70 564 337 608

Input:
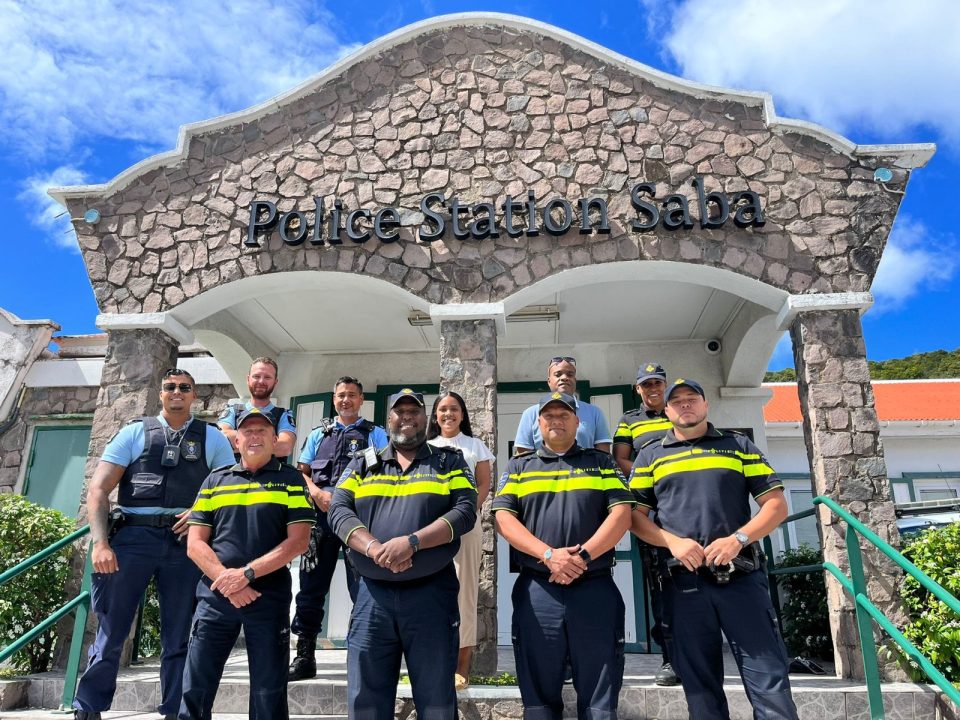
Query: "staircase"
3 647 956 719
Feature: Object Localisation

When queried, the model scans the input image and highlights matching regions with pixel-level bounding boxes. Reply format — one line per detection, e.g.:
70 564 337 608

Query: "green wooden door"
23 426 91 518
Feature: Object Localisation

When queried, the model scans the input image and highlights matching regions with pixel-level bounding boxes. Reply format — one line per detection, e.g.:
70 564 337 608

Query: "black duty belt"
119 514 179 528
658 542 764 586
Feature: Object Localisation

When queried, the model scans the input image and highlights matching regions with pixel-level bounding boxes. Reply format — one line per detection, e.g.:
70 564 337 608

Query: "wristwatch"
734 531 750 546
408 534 420 553
543 548 554 562
243 565 256 581
578 547 592 563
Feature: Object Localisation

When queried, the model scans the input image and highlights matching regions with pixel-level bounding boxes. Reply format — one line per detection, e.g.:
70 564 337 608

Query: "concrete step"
5 649 958 720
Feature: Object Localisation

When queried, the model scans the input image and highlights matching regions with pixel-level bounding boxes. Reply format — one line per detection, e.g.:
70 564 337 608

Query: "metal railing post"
845 523 885 719
59 549 93 711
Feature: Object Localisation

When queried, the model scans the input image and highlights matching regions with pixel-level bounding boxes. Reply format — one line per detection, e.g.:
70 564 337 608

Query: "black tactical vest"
310 418 376 488
118 417 211 510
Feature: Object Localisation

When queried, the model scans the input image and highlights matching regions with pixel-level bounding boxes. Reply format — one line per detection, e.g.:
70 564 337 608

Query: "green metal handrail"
813 495 960 719
0 525 92 711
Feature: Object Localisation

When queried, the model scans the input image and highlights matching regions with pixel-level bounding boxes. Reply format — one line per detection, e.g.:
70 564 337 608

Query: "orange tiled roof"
763 380 960 422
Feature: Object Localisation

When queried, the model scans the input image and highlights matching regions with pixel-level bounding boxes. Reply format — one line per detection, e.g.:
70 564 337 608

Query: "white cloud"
870 216 957 312
0 0 358 158
17 166 89 251
656 0 960 145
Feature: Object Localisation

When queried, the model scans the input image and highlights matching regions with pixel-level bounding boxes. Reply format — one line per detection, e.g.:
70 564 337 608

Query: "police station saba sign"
244 176 765 248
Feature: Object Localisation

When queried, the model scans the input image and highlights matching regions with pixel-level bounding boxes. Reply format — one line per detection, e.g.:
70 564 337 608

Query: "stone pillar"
58 327 179 667
790 309 906 680
438 319 498 675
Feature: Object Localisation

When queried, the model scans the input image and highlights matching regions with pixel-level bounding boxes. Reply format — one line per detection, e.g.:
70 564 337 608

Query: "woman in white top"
427 390 495 691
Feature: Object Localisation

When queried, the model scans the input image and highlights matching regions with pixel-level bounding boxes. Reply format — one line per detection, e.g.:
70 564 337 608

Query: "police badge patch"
182 440 201 461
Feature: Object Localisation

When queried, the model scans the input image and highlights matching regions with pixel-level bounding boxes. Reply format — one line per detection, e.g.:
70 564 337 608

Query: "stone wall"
66 22 906 317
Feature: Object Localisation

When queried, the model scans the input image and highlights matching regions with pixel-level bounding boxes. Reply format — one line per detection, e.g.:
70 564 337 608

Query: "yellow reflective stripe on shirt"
627 419 672 437
353 480 454 499
193 490 296 511
499 475 626 498
199 482 264 495
629 473 654 491
651 455 746 482
743 462 776 478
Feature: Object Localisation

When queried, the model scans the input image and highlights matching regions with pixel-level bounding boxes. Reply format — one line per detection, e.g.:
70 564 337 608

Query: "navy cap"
387 388 425 410
538 391 577 414
236 407 275 428
636 362 667 384
664 378 706 403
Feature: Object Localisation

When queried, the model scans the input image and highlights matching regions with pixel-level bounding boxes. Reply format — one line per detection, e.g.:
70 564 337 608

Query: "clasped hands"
544 545 585 585
366 537 415 574
668 535 744 572
211 567 261 608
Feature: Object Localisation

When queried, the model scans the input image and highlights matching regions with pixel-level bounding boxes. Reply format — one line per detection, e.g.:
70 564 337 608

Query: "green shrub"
0 494 75 672
776 544 833 660
898 522 960 681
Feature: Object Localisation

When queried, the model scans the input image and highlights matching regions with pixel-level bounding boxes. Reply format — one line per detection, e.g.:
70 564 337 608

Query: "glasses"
162 383 194 393
548 356 576 366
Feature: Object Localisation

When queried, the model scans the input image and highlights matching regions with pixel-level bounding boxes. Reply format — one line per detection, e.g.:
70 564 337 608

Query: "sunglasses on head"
162 383 194 393
549 356 576 366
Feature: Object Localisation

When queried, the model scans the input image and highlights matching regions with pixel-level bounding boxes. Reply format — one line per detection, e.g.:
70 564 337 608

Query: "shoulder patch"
496 470 511 495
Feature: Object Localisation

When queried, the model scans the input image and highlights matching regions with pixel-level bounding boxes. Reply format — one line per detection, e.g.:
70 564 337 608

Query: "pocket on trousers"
130 472 163 499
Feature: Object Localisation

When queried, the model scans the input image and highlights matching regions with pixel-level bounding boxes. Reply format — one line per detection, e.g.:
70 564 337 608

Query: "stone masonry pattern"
67 23 907 313
791 309 905 680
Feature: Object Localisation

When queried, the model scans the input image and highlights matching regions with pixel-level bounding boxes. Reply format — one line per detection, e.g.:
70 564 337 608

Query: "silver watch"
734 531 749 546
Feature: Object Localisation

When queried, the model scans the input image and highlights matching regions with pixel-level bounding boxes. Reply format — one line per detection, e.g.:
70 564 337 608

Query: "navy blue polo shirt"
188 459 314 594
492 443 634 574
328 442 477 582
630 424 783 546
613 405 673 456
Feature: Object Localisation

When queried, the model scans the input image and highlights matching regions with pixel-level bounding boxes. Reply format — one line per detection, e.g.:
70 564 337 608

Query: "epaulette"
720 429 747 437
125 417 146 426
512 447 534 458
639 436 662 450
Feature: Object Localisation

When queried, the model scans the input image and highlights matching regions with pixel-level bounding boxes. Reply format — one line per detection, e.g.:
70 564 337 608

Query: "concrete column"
58 328 179 667
790 309 906 680
438 318 498 675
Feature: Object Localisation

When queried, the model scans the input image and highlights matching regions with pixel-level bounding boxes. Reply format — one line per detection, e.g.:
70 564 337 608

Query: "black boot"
288 635 317 681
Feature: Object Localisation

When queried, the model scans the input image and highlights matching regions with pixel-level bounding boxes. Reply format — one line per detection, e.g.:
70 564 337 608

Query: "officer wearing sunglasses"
513 356 612 456
73 368 234 720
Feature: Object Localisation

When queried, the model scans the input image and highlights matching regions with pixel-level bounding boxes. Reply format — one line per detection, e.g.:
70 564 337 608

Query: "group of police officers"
72 355 799 720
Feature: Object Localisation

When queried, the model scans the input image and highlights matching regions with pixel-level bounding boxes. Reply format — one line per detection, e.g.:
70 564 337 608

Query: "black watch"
578 547 592 563
243 565 256 582
408 534 420 553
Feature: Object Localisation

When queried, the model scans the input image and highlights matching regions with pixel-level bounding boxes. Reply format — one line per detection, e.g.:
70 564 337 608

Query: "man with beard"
514 357 611 455
288 376 388 681
630 379 798 720
328 388 477 720
218 357 297 459
612 362 677 686
73 369 234 720
179 408 314 720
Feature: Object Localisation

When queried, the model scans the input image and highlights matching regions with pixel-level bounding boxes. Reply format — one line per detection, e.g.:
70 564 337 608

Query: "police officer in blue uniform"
328 388 477 720
179 407 314 720
494 392 634 720
73 368 234 720
630 379 799 720
288 376 388 681
612 362 677 686
217 357 297 459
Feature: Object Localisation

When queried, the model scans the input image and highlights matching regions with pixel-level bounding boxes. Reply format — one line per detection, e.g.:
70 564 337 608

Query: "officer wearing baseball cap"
629 378 798 719
328 387 477 719
495 391 634 719
612 363 677 685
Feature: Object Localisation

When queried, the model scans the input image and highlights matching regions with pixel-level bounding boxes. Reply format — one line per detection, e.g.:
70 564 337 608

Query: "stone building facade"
47 14 934 677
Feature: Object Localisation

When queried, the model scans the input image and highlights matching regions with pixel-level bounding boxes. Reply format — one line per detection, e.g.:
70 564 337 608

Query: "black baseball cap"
538 391 578 414
236 407 275 428
664 378 706 402
636 362 667 384
387 388 425 410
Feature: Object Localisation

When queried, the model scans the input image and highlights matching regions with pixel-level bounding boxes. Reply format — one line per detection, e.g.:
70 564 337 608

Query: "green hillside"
764 348 960 383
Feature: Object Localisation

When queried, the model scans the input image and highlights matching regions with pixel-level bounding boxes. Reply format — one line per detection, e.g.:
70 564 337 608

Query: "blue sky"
2 0 958 371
